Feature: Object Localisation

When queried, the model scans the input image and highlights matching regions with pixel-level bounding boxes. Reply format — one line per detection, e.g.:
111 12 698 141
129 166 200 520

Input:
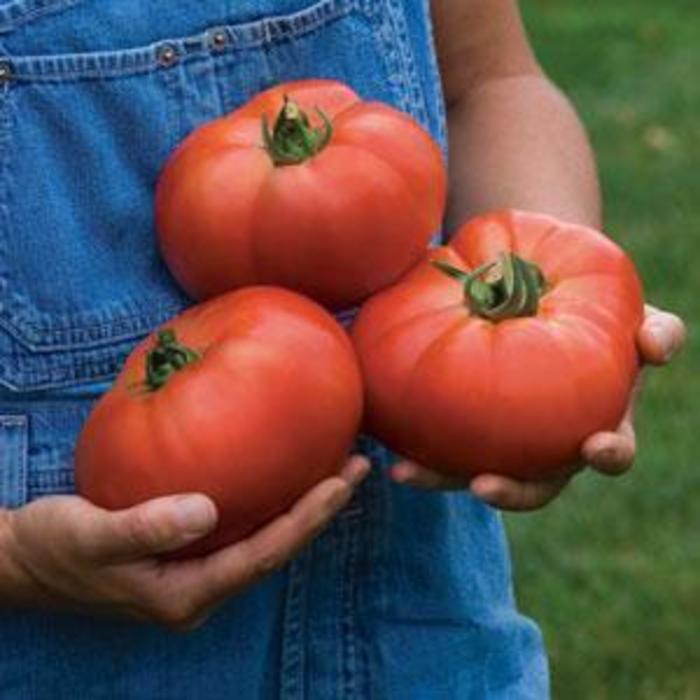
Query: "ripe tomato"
155 79 446 310
351 211 645 480
75 287 363 557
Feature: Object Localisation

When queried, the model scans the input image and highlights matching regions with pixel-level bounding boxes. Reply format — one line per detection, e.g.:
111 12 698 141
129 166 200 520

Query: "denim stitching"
420 0 449 155
27 466 74 499
4 400 82 501
0 85 12 317
352 449 390 699
0 1 361 365
1 0 359 82
0 396 95 412
280 547 312 700
0 0 420 392
0 301 186 351
0 0 84 34
340 507 364 699
0 343 131 391
362 451 393 699
380 0 430 125
0 412 27 507
357 0 428 123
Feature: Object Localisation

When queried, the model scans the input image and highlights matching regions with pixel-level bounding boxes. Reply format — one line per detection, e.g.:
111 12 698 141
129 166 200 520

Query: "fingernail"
342 459 371 486
647 322 673 362
595 448 617 466
390 465 409 483
469 479 493 501
173 495 217 535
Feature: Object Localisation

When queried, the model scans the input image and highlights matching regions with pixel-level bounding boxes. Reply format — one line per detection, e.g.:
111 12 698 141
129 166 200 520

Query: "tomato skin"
155 79 446 310
351 211 645 480
75 287 363 558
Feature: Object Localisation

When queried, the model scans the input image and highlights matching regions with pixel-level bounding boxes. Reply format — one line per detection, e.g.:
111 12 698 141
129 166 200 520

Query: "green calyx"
145 329 201 391
262 96 333 166
432 253 546 321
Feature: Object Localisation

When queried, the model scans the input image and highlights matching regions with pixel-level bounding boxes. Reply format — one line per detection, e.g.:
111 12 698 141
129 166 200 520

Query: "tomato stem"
145 329 201 391
432 253 546 321
262 96 333 166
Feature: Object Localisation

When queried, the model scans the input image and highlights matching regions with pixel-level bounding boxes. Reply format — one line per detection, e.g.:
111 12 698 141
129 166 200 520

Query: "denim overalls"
0 1 549 697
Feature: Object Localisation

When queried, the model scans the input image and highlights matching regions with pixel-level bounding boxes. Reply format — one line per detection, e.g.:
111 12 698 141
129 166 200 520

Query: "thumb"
80 494 218 563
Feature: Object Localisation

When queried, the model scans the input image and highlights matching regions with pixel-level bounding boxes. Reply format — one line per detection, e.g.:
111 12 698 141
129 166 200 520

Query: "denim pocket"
0 396 98 506
0 0 85 35
0 0 432 393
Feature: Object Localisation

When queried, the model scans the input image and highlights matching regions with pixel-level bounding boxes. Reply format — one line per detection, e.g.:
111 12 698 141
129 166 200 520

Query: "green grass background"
505 1 699 697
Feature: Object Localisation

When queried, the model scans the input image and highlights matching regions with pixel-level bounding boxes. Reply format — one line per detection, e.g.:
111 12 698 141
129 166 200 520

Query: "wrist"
0 510 19 585
0 509 35 604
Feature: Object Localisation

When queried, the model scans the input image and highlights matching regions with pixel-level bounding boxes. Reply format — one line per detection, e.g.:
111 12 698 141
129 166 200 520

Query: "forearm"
445 74 601 232
0 509 24 603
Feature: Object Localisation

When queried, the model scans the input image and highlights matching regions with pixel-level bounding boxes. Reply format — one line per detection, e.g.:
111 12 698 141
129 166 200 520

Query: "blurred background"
505 1 699 697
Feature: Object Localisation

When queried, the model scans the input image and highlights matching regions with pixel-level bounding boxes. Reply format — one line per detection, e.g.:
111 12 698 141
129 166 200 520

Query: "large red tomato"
351 211 645 480
75 287 363 557
155 79 446 310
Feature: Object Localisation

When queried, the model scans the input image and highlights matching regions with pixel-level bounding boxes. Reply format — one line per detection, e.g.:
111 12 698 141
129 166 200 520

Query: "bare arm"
433 0 600 230
392 0 686 509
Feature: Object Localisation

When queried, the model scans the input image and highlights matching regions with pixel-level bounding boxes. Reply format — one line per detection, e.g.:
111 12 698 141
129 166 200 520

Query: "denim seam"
7 297 183 332
0 302 186 351
0 396 96 411
280 546 312 700
420 0 449 156
29 468 73 484
0 412 27 507
363 452 392 700
0 0 85 35
0 351 128 392
0 0 360 82
0 84 12 327
340 509 365 699
0 327 172 391
375 0 429 124
28 466 74 500
8 1 77 29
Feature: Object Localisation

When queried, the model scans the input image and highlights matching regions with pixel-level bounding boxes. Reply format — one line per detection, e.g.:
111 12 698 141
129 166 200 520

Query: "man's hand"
391 306 686 511
0 456 369 630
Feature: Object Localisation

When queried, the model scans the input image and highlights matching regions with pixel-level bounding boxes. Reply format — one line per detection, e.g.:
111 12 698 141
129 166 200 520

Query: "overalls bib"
0 2 549 697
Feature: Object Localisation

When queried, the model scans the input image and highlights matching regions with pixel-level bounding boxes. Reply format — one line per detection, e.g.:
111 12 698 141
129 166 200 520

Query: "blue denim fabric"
0 1 549 697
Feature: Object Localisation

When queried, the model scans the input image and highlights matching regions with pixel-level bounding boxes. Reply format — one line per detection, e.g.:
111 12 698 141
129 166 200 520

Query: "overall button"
207 27 229 51
0 61 13 82
156 44 179 68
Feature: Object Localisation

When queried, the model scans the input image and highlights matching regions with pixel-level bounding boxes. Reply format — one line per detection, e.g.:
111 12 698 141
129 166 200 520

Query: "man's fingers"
78 457 369 565
566 305 686 480
469 473 571 512
338 455 373 488
391 461 571 511
391 461 573 510
638 305 686 366
390 461 470 490
76 494 218 563
582 429 636 476
581 374 638 476
190 457 370 606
